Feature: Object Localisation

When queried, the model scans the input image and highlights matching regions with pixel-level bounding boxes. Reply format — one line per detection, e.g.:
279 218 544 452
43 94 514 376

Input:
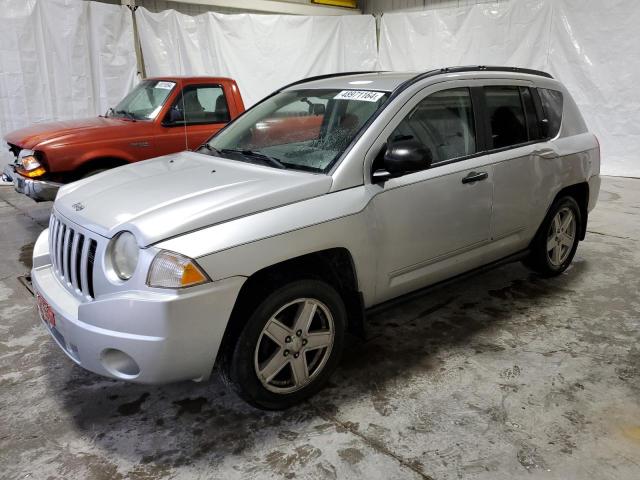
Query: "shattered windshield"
204 88 389 172
109 80 176 121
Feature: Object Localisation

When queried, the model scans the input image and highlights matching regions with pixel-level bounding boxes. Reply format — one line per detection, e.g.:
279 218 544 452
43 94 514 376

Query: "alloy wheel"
547 207 576 267
254 298 335 394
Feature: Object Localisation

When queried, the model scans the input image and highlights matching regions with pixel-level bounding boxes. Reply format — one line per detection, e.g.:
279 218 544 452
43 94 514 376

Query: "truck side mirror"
165 106 184 125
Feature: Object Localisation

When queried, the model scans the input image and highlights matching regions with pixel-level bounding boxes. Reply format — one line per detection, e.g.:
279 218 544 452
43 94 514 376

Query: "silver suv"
32 67 600 409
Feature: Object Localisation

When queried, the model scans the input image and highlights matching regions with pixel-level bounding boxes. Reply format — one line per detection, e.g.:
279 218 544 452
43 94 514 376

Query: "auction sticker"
155 81 176 90
334 90 385 102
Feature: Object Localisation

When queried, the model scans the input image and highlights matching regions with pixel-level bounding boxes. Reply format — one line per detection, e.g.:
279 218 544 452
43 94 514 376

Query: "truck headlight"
17 149 46 178
147 250 210 288
108 231 139 281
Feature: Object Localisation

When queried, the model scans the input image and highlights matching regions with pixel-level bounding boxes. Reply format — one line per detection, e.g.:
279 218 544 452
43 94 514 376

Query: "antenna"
180 79 188 151
174 41 189 152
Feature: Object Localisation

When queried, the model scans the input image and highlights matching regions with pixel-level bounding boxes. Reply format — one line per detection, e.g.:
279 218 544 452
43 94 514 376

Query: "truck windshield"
204 88 389 173
109 80 176 121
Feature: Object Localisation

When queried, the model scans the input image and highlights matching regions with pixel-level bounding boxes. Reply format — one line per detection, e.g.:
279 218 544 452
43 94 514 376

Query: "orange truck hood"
3 117 142 150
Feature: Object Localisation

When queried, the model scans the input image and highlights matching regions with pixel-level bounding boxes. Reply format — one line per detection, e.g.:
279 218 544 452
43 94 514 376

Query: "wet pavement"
0 177 639 479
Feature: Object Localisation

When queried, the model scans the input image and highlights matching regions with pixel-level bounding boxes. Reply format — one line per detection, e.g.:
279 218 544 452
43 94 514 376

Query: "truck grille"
49 213 97 299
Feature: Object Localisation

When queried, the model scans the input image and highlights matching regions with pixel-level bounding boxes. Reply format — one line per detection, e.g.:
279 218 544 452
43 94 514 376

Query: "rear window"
538 88 564 138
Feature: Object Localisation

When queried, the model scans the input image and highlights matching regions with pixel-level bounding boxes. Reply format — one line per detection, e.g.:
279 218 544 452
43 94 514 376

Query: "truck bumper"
2 163 61 202
31 230 245 384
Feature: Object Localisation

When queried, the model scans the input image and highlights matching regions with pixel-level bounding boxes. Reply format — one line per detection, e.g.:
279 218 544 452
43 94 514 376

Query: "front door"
156 84 232 153
370 85 494 302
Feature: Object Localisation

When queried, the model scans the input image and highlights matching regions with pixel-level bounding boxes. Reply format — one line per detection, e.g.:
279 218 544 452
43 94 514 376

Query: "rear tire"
523 196 581 277
222 279 346 410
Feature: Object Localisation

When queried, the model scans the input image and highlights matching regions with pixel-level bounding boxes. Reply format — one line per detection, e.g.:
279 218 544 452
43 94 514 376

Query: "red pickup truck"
2 77 245 202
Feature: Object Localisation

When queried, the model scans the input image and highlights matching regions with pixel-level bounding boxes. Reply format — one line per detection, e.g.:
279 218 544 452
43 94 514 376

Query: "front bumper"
32 230 246 384
2 163 61 202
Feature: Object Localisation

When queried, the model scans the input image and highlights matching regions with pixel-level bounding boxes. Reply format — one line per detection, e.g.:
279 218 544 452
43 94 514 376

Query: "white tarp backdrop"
378 0 640 177
0 0 137 167
135 7 378 107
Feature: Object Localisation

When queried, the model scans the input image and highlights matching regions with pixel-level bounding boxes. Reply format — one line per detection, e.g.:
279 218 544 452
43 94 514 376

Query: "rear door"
481 82 553 252
156 83 233 152
369 82 495 302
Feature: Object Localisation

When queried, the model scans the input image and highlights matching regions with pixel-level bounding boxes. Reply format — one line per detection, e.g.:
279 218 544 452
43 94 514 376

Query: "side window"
538 88 564 138
484 86 528 149
388 88 476 165
175 85 230 124
520 87 543 141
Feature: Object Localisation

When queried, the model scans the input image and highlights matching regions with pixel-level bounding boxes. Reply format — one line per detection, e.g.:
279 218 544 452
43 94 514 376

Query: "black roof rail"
279 71 382 91
438 65 554 78
387 65 553 103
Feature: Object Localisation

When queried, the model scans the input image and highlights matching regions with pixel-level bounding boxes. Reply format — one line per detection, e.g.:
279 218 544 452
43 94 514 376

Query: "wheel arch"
75 156 129 178
217 247 365 364
554 182 589 240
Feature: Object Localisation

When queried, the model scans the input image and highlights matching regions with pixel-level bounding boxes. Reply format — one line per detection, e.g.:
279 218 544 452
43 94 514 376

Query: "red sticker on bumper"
36 294 56 328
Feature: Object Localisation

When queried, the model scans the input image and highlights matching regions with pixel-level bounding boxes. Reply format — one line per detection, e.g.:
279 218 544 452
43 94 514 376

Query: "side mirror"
165 106 184 125
373 139 432 182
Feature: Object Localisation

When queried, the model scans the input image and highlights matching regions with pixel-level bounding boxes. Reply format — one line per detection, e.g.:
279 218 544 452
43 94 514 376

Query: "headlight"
17 149 46 178
108 231 139 281
147 250 210 288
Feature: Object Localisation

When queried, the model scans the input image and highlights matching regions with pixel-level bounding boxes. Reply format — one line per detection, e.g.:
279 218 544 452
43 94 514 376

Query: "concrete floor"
0 177 638 479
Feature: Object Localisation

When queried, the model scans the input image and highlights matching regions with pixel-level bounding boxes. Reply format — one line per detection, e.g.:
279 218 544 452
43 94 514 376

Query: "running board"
366 249 530 317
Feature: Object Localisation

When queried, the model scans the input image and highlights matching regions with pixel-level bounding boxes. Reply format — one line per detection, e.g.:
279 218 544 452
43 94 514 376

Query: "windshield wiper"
115 109 137 122
199 143 220 155
102 107 115 118
220 149 287 169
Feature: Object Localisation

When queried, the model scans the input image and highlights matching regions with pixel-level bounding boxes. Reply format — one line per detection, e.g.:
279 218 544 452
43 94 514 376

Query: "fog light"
100 348 140 378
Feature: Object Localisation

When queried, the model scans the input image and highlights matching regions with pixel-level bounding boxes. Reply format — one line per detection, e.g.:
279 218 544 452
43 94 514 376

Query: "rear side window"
389 88 476 164
484 86 528 149
538 88 564 138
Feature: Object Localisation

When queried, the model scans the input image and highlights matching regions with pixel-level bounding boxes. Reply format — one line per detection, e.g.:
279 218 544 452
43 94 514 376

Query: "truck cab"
2 76 245 202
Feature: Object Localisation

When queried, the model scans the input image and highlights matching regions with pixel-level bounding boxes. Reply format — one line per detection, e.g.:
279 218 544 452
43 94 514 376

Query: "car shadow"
43 257 588 469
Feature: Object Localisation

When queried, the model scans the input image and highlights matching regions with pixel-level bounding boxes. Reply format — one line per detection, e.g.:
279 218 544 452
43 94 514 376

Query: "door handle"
533 148 559 160
462 171 489 184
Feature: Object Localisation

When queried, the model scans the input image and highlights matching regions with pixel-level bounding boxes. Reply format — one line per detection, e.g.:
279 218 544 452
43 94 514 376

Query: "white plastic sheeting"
0 0 137 166
136 8 378 107
379 0 640 177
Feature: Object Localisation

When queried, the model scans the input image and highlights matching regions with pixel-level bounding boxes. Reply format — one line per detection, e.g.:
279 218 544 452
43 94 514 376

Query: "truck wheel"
523 196 582 277
223 279 346 410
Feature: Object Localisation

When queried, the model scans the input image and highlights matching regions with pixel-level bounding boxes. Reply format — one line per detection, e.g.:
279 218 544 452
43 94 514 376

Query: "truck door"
156 83 233 153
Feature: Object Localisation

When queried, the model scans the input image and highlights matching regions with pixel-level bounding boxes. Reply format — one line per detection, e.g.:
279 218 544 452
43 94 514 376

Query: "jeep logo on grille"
72 202 85 211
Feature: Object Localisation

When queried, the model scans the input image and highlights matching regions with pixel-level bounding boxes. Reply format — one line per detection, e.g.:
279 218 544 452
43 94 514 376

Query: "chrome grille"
49 214 97 299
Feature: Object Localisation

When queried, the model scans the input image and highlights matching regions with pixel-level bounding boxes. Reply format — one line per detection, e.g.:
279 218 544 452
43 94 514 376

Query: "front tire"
523 196 582 277
223 279 346 410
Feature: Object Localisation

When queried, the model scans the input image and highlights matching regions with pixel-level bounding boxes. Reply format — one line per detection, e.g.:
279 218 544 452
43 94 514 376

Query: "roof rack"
438 65 553 78
387 65 553 103
279 71 382 91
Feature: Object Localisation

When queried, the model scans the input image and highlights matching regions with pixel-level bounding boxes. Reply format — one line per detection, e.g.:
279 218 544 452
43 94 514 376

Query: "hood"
3 117 141 150
54 151 333 246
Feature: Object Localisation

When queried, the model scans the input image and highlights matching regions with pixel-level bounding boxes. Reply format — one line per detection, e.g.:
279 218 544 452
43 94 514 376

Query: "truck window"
484 86 528 149
175 85 230 124
389 88 476 165
538 88 564 138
